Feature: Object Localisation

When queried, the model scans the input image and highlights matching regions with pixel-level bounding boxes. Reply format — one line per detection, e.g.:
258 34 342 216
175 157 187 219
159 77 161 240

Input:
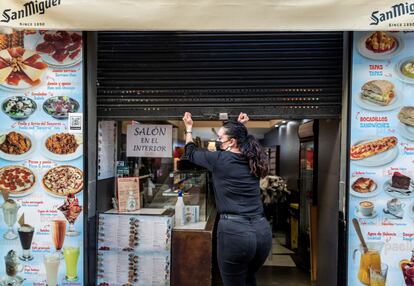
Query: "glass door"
298 140 314 275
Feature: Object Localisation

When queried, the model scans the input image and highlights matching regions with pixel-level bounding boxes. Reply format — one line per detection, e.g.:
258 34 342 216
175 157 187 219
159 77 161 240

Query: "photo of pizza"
42 165 83 197
350 136 398 161
0 166 36 197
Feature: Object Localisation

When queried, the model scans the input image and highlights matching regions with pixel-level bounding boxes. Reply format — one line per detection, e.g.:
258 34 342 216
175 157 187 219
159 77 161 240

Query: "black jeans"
217 215 272 286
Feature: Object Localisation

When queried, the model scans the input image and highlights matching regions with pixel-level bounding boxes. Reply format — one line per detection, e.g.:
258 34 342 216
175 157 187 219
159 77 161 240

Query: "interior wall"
316 119 340 286
262 121 300 191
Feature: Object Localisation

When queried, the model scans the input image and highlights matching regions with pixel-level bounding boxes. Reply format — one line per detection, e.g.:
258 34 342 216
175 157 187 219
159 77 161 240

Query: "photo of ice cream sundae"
2 250 23 285
58 194 82 237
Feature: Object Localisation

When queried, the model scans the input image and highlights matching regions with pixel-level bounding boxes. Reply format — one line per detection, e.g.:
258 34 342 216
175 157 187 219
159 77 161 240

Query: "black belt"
220 213 264 221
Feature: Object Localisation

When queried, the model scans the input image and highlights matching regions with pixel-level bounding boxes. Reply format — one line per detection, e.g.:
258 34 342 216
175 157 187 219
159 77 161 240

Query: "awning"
0 0 413 31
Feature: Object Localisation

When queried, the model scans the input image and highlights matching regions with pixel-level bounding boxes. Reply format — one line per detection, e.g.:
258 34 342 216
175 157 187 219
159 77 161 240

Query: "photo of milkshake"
63 245 80 282
51 220 66 256
18 224 34 261
44 253 60 286
1 199 20 240
58 194 82 237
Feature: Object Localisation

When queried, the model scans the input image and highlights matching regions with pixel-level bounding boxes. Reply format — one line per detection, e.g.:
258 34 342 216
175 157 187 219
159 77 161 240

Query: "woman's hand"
182 112 193 130
238 112 249 124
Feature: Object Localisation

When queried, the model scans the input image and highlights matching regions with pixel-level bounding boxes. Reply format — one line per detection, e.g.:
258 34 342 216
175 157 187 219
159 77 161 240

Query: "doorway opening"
97 116 340 286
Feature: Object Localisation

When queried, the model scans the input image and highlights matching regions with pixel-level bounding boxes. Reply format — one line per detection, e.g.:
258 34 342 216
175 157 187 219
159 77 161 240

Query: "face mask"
215 139 230 151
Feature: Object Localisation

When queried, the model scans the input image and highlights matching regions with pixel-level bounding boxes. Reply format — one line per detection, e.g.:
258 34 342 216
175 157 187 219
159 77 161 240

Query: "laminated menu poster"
97 213 172 286
348 31 414 286
0 30 84 285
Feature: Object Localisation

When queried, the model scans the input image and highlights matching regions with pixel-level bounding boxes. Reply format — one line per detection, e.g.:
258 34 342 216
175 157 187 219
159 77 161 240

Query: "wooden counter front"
171 211 219 286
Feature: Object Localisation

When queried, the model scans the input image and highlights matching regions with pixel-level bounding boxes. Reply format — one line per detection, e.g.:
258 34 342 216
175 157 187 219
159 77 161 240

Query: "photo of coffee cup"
358 201 374 216
387 198 405 214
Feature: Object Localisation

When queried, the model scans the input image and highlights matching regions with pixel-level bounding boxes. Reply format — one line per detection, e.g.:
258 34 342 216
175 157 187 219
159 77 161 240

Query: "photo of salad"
43 96 79 119
1 96 37 120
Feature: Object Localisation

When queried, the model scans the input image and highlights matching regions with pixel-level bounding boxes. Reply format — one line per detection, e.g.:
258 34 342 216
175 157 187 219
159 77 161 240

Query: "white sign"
127 124 172 158
1 0 414 31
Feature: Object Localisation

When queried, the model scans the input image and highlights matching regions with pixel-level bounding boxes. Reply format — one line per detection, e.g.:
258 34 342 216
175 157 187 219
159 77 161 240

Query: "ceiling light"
274 125 279 128
282 120 287 124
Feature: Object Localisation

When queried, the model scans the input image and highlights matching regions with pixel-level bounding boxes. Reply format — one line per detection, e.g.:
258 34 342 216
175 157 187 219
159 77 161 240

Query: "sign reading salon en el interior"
127 124 173 158
2 0 414 30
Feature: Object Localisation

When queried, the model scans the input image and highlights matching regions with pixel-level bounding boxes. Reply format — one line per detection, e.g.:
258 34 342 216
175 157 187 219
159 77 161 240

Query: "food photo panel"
349 31 414 286
0 29 84 285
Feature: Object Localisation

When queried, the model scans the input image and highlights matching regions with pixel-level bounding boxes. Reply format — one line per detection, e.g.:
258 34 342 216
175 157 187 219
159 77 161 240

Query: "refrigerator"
298 120 318 281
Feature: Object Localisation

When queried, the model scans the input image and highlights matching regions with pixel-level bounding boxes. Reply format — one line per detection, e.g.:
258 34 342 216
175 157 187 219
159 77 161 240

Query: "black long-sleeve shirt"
184 142 263 216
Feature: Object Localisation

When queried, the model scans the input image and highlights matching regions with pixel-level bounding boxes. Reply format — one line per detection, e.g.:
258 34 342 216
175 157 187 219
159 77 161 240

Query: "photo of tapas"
42 165 83 197
356 80 401 111
357 31 403 60
350 136 398 166
0 30 25 50
36 31 82 68
0 130 35 161
398 106 414 141
350 177 380 198
383 172 414 199
0 47 48 91
395 57 414 85
43 96 79 119
0 165 36 197
1 96 36 120
41 132 83 161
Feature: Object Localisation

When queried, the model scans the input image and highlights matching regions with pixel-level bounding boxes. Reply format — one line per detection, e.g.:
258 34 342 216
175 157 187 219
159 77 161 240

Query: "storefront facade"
0 1 414 285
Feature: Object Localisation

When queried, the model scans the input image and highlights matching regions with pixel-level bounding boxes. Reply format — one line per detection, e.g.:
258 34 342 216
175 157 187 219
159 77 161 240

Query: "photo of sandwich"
350 136 398 164
397 106 414 141
398 107 414 127
360 80 395 106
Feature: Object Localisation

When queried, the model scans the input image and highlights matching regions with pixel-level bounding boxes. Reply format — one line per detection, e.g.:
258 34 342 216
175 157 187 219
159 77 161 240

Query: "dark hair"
222 120 269 178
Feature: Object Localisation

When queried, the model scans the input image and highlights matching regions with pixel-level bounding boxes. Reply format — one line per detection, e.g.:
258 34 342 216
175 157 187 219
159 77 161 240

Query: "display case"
146 170 213 224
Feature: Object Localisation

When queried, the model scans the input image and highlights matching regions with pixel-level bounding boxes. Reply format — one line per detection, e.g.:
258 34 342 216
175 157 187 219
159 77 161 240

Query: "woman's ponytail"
222 120 269 178
242 135 269 178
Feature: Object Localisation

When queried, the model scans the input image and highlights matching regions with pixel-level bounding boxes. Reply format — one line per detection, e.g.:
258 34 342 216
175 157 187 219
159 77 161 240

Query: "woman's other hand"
238 112 249 124
183 112 193 130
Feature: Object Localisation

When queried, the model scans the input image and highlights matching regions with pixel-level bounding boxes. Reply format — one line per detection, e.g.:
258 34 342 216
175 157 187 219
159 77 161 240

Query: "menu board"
97 213 172 286
348 31 414 286
0 30 84 285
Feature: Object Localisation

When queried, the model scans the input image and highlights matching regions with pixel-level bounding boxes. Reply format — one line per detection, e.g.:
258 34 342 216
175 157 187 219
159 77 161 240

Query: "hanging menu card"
97 213 172 286
348 31 414 286
98 121 117 180
0 30 84 285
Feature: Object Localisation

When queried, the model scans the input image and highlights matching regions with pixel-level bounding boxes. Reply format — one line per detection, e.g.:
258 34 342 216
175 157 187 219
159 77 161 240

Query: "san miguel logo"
370 2 414 25
1 0 61 23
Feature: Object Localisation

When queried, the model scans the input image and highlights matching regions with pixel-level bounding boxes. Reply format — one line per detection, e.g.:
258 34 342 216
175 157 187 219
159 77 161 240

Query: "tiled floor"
256 266 314 286
256 233 314 285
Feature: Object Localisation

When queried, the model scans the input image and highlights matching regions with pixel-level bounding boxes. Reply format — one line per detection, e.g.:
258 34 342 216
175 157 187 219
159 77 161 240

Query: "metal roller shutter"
97 32 343 119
